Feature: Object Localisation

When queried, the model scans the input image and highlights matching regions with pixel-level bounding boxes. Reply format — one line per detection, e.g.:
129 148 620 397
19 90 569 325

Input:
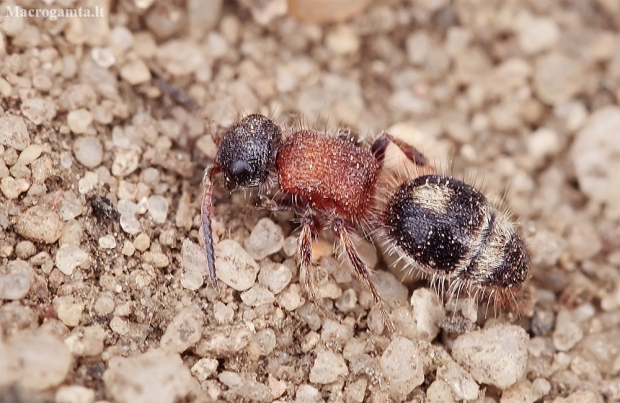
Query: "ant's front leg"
201 164 221 292
298 214 337 320
251 194 293 212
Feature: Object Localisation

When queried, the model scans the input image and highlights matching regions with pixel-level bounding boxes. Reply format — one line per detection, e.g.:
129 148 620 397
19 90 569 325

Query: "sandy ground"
1 0 620 402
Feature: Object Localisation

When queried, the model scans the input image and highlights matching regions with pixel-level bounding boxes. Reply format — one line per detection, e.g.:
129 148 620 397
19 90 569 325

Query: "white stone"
147 195 169 224
160 306 204 353
120 59 151 85
55 244 89 275
67 109 93 134
112 149 140 177
99 235 117 249
240 285 275 307
0 176 29 199
258 262 292 294
181 239 208 290
0 259 33 300
56 385 95 403
515 13 560 55
73 137 103 168
3 330 72 390
552 310 583 352
244 218 284 260
309 350 348 384
427 380 456 403
410 288 445 340
379 337 424 399
452 324 529 390
534 52 585 105
57 301 84 327
103 349 200 403
571 106 620 209
16 144 43 166
191 358 218 382
215 240 260 291
0 115 30 150
326 24 360 55
437 361 479 401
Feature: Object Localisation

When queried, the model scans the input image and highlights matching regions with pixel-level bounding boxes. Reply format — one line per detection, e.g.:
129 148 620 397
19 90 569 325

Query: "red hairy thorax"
276 130 379 225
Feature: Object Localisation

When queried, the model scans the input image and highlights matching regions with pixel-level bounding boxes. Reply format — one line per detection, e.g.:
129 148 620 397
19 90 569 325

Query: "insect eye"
231 160 252 179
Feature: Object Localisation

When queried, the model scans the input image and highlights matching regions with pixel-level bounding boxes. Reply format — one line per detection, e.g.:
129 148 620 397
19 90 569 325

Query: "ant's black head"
216 114 281 191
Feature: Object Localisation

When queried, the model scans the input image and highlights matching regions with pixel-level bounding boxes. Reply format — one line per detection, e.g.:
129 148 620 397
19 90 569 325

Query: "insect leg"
333 219 395 333
371 132 433 171
201 164 221 292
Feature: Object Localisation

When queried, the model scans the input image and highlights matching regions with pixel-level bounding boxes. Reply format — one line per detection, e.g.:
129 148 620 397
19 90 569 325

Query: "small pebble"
0 115 30 150
215 240 260 291
410 288 446 340
437 361 479 401
258 262 292 294
451 324 529 390
0 259 34 300
60 191 86 221
73 137 103 168
277 284 305 311
120 60 151 85
98 235 116 249
534 52 585 105
571 106 620 209
552 310 583 352
515 13 560 55
91 47 115 68
21 97 57 125
326 24 360 55
112 149 140 177
379 337 424 399
0 176 30 199
335 288 357 312
110 316 130 335
16 206 64 243
55 244 89 276
191 358 219 382
244 218 284 261
218 371 271 401
247 328 277 359
309 349 349 384
147 195 169 224
67 109 93 134
133 233 151 252
16 144 43 166
427 380 456 403
295 384 321 403
55 385 96 403
240 285 275 307
3 330 72 390
103 349 199 403
142 251 170 269
160 305 204 353
500 381 534 403
15 240 36 259
181 239 208 290
56 301 84 327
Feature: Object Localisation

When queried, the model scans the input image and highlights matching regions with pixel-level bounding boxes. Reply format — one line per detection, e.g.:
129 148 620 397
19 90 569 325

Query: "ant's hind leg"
333 219 395 333
371 132 434 172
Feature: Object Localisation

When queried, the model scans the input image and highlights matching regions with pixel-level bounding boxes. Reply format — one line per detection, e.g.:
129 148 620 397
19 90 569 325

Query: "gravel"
1 1 619 401
452 324 529 390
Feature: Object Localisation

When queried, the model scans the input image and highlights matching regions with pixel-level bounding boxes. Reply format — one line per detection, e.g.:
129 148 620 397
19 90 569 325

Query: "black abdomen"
384 175 529 290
